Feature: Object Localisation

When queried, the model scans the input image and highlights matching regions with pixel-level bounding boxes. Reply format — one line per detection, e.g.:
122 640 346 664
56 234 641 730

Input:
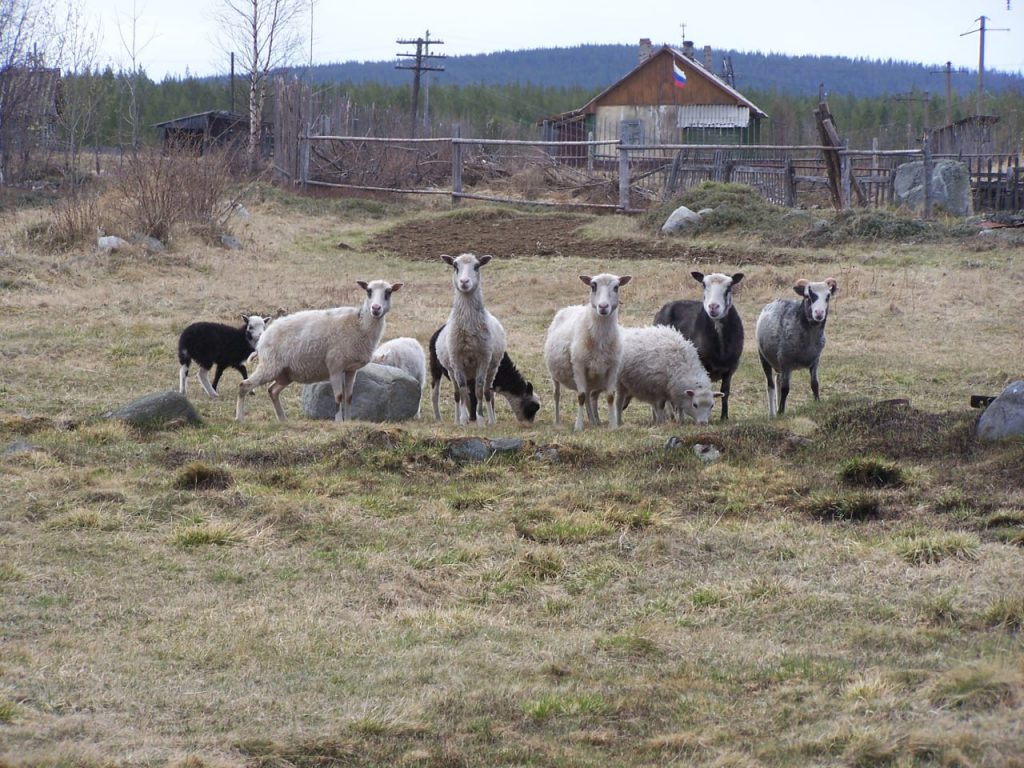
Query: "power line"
961 16 1010 116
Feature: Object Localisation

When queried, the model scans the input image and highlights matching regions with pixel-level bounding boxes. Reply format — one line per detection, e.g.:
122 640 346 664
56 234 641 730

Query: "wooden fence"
292 133 1022 215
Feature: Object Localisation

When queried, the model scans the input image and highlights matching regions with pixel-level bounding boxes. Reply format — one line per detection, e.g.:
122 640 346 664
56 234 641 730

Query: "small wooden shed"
541 42 767 149
153 110 271 155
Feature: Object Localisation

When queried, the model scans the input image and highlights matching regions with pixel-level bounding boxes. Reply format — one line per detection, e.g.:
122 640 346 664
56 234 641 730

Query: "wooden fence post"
618 143 630 211
840 140 851 210
922 133 933 220
784 157 795 208
451 124 463 206
587 131 594 174
300 127 311 190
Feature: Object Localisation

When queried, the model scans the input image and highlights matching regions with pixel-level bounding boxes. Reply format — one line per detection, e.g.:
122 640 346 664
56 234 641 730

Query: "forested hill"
304 44 1023 99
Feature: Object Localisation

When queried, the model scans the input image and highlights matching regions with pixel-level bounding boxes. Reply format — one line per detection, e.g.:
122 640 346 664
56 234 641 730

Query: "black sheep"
654 271 744 420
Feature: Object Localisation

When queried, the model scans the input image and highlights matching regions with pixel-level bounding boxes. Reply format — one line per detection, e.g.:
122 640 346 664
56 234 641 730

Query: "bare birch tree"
54 0 101 176
215 0 308 169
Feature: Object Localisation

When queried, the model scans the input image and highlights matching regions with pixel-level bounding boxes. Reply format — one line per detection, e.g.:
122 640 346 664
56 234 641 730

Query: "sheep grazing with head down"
428 324 541 425
371 337 427 418
543 272 631 432
755 278 838 417
615 325 721 426
177 314 270 398
436 253 507 425
235 279 402 422
654 271 744 420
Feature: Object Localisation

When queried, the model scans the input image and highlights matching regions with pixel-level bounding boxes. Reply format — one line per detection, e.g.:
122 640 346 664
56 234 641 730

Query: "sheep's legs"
330 370 352 422
719 371 733 421
586 391 601 426
759 353 777 417
179 364 189 395
777 371 792 415
574 392 587 432
430 378 443 421
198 367 218 398
237 365 281 421
809 360 821 402
606 392 619 428
552 381 561 425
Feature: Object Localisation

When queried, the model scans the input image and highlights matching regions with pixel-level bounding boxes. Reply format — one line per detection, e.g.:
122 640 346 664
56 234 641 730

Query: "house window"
620 120 643 145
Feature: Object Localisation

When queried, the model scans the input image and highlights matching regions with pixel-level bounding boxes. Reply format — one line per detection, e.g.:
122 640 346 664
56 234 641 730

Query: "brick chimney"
682 40 695 60
703 45 713 70
638 38 653 64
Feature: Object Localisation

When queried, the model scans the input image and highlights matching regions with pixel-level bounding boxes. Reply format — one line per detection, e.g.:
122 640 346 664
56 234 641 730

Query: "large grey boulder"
301 363 421 422
976 380 1024 441
101 391 202 429
661 205 703 234
893 159 972 217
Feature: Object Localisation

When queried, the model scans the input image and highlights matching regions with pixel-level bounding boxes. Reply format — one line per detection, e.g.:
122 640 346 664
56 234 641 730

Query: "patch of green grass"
802 491 882 521
0 562 23 583
172 521 244 547
0 698 19 723
518 547 564 580
43 508 119 531
894 531 979 565
594 632 663 659
980 594 1024 632
840 456 905 488
173 461 234 491
690 586 730 610
918 591 963 627
522 691 609 721
928 662 1020 710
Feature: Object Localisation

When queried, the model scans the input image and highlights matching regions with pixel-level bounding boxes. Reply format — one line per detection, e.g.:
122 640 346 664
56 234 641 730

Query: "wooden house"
541 41 767 152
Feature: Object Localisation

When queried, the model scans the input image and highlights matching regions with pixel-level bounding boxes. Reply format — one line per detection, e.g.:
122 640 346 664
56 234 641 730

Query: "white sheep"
436 253 507 425
755 278 838 417
235 279 402 422
543 272 632 432
615 325 721 427
371 337 426 418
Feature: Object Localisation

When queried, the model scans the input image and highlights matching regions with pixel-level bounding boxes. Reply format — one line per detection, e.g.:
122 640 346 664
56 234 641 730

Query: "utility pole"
396 31 446 136
929 61 956 127
961 16 1010 116
892 92 931 147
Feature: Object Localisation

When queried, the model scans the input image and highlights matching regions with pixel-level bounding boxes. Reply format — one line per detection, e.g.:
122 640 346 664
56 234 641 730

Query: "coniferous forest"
61 44 1024 151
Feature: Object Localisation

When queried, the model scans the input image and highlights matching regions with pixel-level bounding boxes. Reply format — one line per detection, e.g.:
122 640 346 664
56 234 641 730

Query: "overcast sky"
76 0 1023 81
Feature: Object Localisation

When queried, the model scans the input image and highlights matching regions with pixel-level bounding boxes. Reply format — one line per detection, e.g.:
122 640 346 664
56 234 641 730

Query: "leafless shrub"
114 148 239 241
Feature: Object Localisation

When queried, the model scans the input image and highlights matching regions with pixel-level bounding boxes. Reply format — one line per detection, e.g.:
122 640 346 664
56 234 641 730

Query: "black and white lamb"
654 271 744 420
428 324 541 425
177 314 270 398
755 278 838 417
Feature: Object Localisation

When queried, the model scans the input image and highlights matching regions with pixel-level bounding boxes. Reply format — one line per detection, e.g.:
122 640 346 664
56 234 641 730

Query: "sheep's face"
580 273 631 317
242 315 270 348
443 253 491 295
692 271 743 321
794 278 837 323
357 280 403 318
508 383 541 424
676 388 723 426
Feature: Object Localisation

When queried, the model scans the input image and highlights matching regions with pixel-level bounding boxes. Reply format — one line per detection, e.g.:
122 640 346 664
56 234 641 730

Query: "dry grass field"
2 185 1023 767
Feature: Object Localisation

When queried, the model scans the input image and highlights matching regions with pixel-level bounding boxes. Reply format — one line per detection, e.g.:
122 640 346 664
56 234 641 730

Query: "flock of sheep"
176 253 838 429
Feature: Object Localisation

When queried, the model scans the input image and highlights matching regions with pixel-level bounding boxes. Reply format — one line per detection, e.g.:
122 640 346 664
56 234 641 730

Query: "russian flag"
673 60 687 88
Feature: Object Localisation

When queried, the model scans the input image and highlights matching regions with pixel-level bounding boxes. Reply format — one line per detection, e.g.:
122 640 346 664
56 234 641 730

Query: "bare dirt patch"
367 207 799 265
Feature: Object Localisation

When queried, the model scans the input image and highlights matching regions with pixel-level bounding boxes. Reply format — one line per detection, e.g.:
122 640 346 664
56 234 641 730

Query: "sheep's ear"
525 382 534 395
685 389 695 398
241 314 249 323
579 275 593 286
263 316 272 325
825 278 838 295
690 271 705 284
441 254 454 266
714 391 725 399
793 279 809 297
356 280 369 291
390 282 403 293
731 273 744 285
478 255 492 267
618 275 632 286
